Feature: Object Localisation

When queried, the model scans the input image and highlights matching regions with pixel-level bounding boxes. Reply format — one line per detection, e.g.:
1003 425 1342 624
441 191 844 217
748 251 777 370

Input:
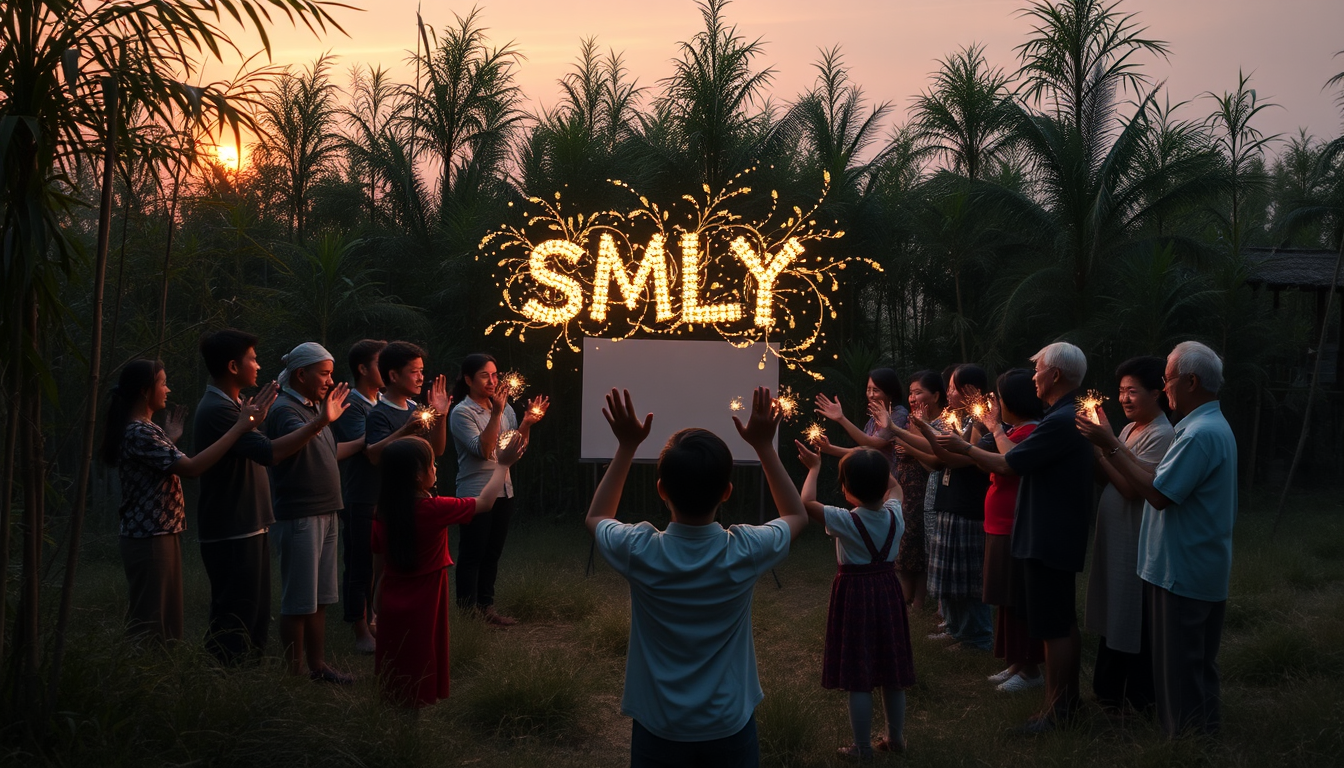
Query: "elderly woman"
1083 356 1174 713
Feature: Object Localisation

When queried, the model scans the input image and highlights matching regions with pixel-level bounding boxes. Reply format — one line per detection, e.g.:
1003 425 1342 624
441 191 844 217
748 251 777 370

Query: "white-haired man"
1076 341 1235 738
930 341 1094 734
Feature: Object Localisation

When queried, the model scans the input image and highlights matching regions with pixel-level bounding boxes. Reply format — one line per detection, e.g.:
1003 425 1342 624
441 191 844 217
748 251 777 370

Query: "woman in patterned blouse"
100 359 274 643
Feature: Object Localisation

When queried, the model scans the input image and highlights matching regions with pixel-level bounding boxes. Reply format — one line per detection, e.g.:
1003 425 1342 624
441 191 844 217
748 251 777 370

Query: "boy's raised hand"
794 439 821 470
247 381 279 421
733 386 781 450
602 388 652 450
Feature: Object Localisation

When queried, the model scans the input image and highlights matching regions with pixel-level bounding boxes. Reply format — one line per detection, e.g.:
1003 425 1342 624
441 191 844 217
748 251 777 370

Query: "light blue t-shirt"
595 517 792 742
449 397 517 498
1137 401 1237 602
823 500 903 565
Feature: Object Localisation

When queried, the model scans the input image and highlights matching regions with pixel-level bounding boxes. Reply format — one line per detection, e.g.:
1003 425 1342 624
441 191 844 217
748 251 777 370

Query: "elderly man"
929 342 1093 734
1077 341 1236 738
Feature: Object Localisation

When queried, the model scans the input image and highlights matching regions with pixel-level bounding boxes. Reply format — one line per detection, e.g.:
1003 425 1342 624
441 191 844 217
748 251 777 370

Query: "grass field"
6 489 1344 767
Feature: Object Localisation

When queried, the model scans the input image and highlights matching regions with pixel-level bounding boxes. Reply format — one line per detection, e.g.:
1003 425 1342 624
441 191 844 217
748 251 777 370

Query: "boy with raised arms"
586 388 808 767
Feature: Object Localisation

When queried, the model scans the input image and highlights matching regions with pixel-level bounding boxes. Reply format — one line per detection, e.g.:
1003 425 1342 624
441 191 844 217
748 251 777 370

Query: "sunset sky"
212 0 1344 153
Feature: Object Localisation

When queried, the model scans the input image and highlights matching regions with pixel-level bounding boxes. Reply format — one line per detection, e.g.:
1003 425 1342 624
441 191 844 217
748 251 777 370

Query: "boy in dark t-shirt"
195 329 333 664
364 341 451 488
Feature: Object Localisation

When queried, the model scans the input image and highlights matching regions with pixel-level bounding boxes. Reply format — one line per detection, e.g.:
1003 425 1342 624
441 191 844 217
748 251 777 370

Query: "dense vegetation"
1 0 1342 749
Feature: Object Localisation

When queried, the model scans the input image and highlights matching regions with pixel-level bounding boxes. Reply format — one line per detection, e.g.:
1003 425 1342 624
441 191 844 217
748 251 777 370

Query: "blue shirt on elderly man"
1137 401 1238 603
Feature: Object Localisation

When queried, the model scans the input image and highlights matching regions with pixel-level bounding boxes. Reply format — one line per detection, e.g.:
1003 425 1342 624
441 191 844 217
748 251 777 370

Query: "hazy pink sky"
215 0 1344 150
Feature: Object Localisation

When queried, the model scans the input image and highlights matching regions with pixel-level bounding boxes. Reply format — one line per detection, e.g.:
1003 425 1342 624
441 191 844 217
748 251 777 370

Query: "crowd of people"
102 331 1238 764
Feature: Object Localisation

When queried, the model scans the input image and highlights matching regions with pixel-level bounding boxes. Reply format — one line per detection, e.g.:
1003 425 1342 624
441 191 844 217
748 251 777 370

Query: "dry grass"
6 489 1344 766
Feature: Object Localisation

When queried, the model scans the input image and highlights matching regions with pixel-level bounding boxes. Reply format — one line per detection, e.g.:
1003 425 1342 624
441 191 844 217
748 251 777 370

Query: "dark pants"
119 533 184 643
200 534 271 664
455 495 513 610
1093 633 1154 713
341 504 375 624
631 715 759 768
1147 582 1225 738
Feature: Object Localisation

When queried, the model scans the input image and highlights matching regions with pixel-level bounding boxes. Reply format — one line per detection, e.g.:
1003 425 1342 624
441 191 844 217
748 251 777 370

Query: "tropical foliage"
2 0 1342 741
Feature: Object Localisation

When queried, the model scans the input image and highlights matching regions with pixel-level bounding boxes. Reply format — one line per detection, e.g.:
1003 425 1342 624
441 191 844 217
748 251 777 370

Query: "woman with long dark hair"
101 359 272 642
448 353 549 625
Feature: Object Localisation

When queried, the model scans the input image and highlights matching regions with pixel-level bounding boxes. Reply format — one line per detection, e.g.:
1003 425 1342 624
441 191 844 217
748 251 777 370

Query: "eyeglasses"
1160 372 1188 387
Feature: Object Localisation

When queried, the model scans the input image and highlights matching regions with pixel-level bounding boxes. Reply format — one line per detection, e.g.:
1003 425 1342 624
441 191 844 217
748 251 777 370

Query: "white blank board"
581 337 779 463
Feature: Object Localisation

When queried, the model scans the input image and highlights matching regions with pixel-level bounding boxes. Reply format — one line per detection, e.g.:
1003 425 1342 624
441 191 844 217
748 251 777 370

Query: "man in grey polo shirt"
1077 341 1236 738
266 342 365 682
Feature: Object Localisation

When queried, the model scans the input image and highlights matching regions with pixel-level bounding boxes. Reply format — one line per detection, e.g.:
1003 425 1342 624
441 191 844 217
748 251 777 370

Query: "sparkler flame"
803 422 825 444
500 371 527 400
498 429 520 452
1076 390 1108 425
939 407 964 434
775 385 800 420
729 396 745 412
413 406 438 429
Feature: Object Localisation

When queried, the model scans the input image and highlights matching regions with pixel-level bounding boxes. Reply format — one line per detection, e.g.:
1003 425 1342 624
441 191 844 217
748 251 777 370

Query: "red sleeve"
1010 423 1037 444
423 496 477 527
371 518 385 555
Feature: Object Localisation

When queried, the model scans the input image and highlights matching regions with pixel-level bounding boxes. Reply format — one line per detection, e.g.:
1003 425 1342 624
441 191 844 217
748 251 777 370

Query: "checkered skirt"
927 510 985 601
822 562 917 692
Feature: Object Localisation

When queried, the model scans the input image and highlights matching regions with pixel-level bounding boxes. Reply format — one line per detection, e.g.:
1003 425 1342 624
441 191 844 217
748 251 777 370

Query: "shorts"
272 513 339 615
1021 557 1077 640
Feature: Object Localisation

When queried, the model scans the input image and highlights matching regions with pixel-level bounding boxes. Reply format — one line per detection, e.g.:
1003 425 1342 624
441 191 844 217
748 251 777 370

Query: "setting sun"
212 143 241 170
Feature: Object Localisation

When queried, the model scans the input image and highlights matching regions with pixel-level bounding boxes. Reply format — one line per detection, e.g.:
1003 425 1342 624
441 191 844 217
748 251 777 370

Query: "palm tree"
254 54 346 243
911 43 1016 181
277 234 425 346
341 64 406 228
656 0 775 192
1204 70 1279 258
0 0 346 713
1015 0 1170 142
403 8 525 228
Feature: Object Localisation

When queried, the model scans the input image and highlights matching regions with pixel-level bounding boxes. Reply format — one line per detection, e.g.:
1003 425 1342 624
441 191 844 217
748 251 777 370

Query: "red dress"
372 496 475 707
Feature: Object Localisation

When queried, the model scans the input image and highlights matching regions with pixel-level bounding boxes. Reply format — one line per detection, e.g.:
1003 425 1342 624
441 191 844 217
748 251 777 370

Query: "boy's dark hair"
200 328 258 379
996 368 1044 421
838 448 890 507
952 363 989 394
657 428 733 517
1116 355 1171 414
378 341 427 382
349 339 388 379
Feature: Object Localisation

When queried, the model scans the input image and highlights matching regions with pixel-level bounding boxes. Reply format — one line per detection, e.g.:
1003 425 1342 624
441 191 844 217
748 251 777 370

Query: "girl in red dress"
373 433 525 707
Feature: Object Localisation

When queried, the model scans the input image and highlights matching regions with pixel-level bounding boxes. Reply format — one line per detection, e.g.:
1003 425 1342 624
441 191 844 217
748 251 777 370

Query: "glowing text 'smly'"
521 233 799 328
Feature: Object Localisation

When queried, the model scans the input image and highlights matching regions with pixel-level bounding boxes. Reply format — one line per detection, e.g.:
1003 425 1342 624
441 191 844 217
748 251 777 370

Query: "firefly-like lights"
775 385 800 420
1076 390 1108 425
482 169 882 377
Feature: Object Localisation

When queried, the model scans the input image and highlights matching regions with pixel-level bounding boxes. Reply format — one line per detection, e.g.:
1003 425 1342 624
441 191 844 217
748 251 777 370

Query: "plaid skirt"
927 511 985 601
822 562 917 692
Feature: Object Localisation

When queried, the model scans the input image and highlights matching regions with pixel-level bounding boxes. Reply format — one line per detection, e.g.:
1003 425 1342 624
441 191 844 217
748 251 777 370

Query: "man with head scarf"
265 342 366 682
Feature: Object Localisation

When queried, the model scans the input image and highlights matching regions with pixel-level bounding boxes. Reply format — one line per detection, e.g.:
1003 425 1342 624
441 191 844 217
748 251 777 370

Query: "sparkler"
803 422 826 444
1076 390 1108 425
775 385 800 420
481 168 883 377
500 371 527 400
412 405 438 430
939 407 964 434
498 429 520 452
729 396 745 413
